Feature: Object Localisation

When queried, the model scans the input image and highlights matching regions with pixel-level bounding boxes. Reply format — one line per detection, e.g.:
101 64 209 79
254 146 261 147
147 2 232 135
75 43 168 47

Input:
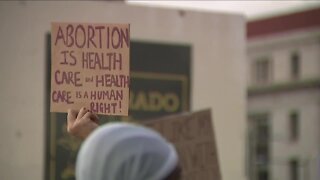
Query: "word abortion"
54 24 129 49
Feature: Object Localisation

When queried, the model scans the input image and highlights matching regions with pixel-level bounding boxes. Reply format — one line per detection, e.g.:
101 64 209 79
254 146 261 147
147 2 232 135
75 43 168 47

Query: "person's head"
76 122 180 180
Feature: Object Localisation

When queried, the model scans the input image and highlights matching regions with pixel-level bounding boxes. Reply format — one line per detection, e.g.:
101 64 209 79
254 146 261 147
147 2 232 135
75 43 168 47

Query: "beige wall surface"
0 1 246 180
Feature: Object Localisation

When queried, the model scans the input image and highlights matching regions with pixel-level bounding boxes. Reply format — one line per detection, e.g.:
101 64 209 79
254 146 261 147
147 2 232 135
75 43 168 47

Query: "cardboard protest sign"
50 22 130 115
142 109 221 180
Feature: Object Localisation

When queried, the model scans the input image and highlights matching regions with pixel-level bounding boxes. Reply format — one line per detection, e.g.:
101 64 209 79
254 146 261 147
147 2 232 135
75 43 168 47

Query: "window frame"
290 51 300 80
289 110 299 142
252 56 272 85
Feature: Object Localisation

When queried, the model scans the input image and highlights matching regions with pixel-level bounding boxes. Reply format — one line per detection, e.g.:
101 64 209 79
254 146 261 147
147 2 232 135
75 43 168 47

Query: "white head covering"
76 122 178 180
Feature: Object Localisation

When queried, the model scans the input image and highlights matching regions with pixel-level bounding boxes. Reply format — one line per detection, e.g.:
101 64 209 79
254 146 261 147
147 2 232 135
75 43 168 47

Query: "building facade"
247 7 320 180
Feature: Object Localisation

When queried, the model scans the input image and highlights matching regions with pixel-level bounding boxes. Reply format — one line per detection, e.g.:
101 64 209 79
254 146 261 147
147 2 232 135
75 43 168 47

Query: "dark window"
258 171 268 180
257 123 269 143
289 159 299 180
289 111 299 141
256 145 269 165
254 58 272 84
291 52 300 79
248 113 270 180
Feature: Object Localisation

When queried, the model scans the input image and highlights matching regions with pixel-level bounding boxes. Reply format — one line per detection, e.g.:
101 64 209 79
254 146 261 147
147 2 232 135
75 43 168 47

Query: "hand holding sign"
50 23 130 115
67 107 99 140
